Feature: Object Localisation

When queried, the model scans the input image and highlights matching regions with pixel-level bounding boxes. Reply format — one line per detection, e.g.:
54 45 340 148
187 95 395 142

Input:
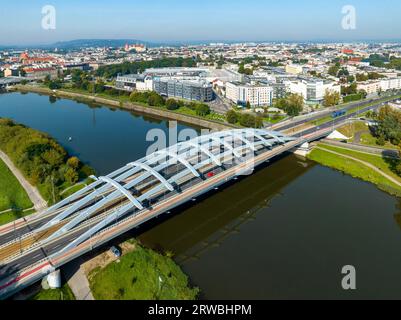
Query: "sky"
1 0 400 45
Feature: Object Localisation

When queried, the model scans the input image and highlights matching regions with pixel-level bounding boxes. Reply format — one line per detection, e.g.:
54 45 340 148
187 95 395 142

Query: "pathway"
64 259 95 300
0 150 47 211
315 146 401 187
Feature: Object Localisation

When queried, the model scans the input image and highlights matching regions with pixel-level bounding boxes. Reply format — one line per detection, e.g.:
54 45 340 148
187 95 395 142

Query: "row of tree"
95 57 197 78
129 93 211 117
226 110 263 128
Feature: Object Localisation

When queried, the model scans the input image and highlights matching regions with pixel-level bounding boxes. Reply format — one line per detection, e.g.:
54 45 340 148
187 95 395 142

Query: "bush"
166 98 180 110
226 110 239 124
195 104 211 117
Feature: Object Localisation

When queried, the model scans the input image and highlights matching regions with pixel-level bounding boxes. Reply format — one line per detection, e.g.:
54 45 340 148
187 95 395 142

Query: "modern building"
116 74 153 92
285 78 341 104
153 77 214 102
226 81 273 107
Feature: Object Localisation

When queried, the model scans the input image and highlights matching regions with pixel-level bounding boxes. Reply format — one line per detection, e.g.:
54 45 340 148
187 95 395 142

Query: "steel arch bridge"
34 129 295 252
0 128 301 299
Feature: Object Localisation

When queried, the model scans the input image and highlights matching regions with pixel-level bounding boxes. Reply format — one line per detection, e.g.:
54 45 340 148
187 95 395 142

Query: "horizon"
1 0 401 46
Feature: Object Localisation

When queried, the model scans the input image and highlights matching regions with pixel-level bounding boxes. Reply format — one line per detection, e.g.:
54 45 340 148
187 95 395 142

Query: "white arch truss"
127 162 175 192
154 150 200 178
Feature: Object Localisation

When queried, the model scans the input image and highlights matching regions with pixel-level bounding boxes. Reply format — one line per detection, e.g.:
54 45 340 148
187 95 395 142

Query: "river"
1 92 401 299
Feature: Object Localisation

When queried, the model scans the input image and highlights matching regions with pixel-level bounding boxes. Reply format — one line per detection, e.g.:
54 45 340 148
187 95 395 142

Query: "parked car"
110 246 121 258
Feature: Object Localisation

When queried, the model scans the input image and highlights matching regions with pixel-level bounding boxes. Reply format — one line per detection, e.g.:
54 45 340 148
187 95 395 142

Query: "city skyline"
1 0 401 45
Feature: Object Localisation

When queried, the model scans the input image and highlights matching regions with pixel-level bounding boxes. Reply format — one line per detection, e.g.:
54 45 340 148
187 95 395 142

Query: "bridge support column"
42 269 61 289
292 142 312 157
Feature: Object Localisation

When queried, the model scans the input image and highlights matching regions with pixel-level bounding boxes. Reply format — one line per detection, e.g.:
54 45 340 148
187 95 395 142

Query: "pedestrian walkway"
0 150 47 211
64 259 95 300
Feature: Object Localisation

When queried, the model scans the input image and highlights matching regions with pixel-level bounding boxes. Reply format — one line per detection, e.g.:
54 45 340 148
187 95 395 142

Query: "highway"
273 94 400 132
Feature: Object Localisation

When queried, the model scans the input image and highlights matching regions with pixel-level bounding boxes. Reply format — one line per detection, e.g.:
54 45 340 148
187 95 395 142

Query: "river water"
1 92 401 299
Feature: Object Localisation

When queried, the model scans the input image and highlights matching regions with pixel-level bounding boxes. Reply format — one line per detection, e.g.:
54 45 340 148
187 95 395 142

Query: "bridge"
0 127 335 299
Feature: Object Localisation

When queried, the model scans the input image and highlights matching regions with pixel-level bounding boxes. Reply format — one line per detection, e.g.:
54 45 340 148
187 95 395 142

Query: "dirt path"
0 150 47 211
316 146 401 187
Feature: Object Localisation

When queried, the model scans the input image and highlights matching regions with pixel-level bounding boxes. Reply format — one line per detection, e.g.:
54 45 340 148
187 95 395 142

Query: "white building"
357 81 381 95
380 77 401 92
357 77 401 95
285 79 341 104
226 82 273 107
115 74 153 92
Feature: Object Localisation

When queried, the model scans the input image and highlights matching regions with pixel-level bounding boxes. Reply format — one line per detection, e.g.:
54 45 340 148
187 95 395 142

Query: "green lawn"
308 146 401 197
31 284 75 300
319 143 401 184
0 158 32 213
89 241 199 300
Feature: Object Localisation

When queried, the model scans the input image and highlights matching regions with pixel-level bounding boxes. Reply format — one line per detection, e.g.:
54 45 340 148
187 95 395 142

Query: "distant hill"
50 39 158 49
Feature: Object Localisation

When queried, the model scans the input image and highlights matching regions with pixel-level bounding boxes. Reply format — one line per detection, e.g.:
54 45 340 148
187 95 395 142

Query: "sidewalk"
0 150 47 211
64 259 95 300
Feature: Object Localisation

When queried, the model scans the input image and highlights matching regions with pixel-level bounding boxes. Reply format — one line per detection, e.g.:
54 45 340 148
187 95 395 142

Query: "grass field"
31 284 75 300
319 144 401 183
308 145 401 197
89 241 199 300
0 158 32 213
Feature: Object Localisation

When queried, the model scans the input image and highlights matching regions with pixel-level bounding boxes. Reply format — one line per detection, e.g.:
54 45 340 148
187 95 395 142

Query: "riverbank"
0 118 95 222
11 85 237 131
88 239 199 300
308 143 401 197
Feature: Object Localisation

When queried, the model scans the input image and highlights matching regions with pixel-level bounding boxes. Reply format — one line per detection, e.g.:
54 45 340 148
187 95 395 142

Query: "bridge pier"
292 142 312 157
42 269 61 289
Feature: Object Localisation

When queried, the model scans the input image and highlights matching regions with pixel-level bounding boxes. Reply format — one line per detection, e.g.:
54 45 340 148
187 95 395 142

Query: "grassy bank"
0 158 32 212
31 284 75 300
308 144 401 197
89 240 199 300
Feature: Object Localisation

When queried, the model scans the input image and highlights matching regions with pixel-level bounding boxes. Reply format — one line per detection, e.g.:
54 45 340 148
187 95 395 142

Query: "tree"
67 156 80 169
195 104 211 117
328 64 340 77
323 89 341 107
226 110 239 124
377 105 401 145
166 98 180 110
238 114 263 128
65 167 79 184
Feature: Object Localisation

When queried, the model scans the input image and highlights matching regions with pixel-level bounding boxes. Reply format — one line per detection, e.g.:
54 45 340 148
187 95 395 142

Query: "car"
110 246 121 258
207 172 215 177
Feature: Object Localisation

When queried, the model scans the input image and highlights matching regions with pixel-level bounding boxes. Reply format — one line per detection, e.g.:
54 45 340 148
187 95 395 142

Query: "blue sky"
1 0 400 45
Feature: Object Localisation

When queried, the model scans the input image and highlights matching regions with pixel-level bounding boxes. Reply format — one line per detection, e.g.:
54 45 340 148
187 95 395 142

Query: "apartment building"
285 64 303 75
226 82 273 107
153 78 214 102
357 81 381 95
357 77 401 95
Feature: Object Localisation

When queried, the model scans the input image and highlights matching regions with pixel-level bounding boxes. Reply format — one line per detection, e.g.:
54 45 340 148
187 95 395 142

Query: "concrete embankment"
11 85 236 131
